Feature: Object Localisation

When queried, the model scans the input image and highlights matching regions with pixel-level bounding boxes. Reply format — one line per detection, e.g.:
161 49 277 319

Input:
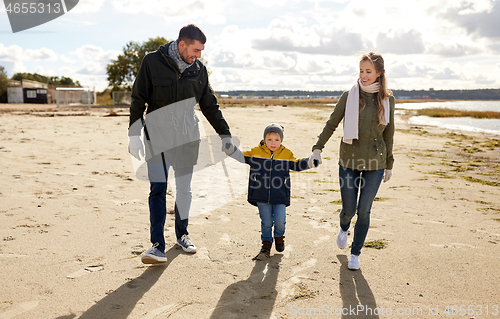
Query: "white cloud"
376 30 425 55
251 19 370 55
70 0 106 13
60 55 76 63
77 62 105 75
111 0 229 25
71 45 120 64
441 0 500 39
210 48 296 71
0 44 23 61
24 48 58 61
11 61 27 74
58 17 99 26
427 42 483 57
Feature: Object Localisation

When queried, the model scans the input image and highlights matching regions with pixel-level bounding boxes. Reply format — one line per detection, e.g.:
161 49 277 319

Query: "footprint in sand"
309 220 336 233
197 247 210 260
370 229 394 235
66 265 104 279
282 245 293 259
0 300 39 319
280 258 317 298
430 243 479 249
218 233 231 245
313 235 330 245
138 302 188 319
0 253 28 258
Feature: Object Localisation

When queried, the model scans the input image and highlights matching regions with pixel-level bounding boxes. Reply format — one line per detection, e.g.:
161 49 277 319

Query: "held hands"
221 137 236 155
383 169 393 183
308 149 323 168
128 136 144 160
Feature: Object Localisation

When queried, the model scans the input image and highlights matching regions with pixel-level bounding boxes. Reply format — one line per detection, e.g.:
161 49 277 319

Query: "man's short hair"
178 24 206 44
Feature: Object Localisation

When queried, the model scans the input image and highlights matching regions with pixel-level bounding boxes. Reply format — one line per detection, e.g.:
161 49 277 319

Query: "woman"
309 52 395 270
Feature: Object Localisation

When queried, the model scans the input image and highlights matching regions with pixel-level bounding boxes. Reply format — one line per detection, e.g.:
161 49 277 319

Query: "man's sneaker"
141 244 167 264
337 228 348 249
348 254 360 270
176 234 197 253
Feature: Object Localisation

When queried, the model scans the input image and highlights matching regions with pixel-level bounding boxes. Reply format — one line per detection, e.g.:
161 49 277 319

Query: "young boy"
229 123 318 260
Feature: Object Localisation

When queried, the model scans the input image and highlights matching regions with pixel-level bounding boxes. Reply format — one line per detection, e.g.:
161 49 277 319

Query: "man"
128 24 235 264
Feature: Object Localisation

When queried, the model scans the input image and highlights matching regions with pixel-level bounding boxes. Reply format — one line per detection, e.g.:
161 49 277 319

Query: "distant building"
7 79 48 104
7 80 94 105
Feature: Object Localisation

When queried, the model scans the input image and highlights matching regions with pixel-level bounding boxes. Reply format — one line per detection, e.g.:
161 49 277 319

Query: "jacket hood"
158 42 171 56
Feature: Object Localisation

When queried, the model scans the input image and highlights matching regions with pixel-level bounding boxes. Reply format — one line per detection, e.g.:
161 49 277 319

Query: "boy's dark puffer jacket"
241 141 309 206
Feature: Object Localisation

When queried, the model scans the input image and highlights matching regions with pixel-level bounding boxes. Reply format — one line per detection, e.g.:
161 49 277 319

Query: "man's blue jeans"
257 202 286 243
147 154 193 253
338 166 384 256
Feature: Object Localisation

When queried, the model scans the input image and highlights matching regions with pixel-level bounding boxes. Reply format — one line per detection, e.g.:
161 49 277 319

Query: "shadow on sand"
337 254 379 319
56 246 181 319
209 254 283 319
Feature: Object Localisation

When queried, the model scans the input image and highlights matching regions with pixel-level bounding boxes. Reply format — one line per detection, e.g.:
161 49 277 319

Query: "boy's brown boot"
252 241 272 260
274 236 285 252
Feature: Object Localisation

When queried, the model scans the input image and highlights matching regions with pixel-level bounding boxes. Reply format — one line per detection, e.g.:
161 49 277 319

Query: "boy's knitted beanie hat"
263 123 284 141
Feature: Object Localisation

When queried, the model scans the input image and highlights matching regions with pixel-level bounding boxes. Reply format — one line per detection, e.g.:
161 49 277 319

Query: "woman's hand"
308 149 322 168
383 169 392 182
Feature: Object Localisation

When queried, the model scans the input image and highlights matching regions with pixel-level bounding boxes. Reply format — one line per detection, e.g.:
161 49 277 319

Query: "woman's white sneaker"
336 229 348 249
348 254 360 270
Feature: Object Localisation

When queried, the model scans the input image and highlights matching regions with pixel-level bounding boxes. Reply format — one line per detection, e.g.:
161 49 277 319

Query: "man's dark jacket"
128 42 231 167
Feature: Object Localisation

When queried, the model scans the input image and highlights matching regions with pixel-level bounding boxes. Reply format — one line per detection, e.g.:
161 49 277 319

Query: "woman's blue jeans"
147 154 193 253
257 202 286 243
338 166 384 256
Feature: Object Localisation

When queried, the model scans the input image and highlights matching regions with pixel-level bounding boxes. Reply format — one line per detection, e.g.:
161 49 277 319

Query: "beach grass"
363 239 388 249
462 176 500 187
219 98 337 109
416 108 500 119
290 283 318 300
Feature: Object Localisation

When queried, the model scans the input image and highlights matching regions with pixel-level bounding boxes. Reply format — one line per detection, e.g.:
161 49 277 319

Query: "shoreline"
2 101 499 137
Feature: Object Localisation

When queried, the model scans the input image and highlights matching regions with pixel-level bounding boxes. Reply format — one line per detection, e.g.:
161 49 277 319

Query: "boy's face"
265 132 281 151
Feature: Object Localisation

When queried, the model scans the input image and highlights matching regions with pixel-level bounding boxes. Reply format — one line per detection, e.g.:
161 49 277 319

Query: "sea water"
397 101 500 136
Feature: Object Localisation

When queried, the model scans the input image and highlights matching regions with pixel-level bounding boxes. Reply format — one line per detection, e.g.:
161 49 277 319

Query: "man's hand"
383 169 392 183
308 149 322 168
128 136 144 160
221 137 235 155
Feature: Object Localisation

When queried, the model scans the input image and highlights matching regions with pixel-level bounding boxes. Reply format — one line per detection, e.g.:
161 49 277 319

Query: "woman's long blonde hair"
359 52 392 124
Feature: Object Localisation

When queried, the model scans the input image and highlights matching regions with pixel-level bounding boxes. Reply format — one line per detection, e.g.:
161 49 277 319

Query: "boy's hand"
308 149 322 168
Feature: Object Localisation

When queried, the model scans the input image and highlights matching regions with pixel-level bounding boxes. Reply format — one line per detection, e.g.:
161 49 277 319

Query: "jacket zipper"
268 151 273 203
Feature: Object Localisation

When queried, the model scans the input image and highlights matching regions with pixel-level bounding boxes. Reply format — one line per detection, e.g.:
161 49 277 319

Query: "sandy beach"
0 103 499 319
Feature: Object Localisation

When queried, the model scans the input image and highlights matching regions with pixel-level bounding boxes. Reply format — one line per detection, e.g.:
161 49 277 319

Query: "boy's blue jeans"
338 166 384 256
257 202 286 243
147 155 193 253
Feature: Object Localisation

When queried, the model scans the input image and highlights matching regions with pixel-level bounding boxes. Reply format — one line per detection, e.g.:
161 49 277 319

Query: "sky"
0 0 499 93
